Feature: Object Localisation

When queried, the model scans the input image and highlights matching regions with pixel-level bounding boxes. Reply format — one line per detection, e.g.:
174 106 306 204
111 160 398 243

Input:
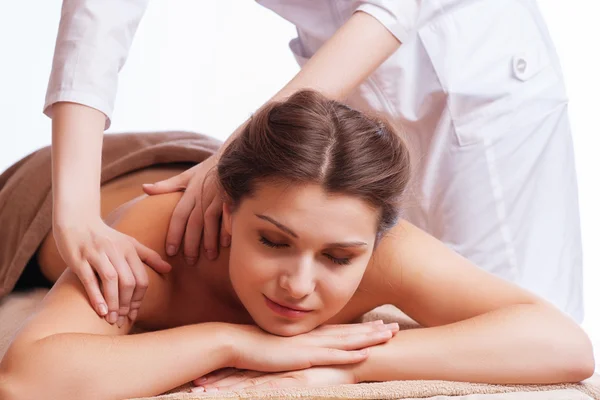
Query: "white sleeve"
355 0 419 44
43 0 149 129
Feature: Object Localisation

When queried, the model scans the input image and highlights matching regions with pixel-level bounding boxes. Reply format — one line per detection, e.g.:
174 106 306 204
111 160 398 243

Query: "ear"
222 201 233 236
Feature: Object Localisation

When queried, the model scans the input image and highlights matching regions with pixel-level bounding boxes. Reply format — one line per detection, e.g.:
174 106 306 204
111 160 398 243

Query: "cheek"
228 236 273 291
319 265 367 309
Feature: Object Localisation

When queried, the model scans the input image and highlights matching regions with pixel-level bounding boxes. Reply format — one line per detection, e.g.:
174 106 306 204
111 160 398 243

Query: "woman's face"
222 181 379 336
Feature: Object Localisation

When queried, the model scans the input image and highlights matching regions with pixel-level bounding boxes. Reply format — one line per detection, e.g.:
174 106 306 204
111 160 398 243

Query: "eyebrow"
255 214 368 248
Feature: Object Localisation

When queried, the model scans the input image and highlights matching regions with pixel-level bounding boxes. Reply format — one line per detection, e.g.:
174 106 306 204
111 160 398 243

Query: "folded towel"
0 131 220 299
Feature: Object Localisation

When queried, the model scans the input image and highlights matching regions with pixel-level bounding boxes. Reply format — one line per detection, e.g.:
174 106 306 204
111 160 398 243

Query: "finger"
325 328 396 351
220 211 231 248
308 348 369 367
74 261 108 317
182 203 205 265
312 320 386 335
201 196 223 260
239 377 297 391
221 375 286 392
106 248 136 318
133 240 172 273
88 251 120 324
312 323 399 350
192 368 238 386
165 192 196 257
142 172 190 195
200 371 266 392
126 252 149 321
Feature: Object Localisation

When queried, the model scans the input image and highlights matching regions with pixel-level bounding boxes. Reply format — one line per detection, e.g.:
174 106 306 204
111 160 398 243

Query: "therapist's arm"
231 11 401 148
144 11 402 264
47 0 171 327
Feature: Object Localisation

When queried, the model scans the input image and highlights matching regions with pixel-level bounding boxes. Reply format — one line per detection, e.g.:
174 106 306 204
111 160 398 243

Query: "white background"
1 1 598 368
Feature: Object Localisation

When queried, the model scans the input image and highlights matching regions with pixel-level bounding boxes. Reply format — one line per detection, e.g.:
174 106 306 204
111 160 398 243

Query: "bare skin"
38 165 190 282
37 166 380 330
0 166 592 400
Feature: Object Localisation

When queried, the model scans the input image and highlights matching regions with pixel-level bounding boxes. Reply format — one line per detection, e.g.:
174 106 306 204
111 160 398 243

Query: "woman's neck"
172 247 251 323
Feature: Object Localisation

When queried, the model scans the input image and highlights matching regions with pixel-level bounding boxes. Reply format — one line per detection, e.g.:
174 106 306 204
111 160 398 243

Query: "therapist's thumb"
142 173 188 195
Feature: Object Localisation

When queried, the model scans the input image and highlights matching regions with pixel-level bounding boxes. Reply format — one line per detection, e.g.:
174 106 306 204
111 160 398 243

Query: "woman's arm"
0 194 395 400
0 194 235 399
354 221 595 384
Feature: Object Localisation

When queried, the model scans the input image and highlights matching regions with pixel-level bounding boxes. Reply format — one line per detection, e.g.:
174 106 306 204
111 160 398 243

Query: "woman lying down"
0 91 594 400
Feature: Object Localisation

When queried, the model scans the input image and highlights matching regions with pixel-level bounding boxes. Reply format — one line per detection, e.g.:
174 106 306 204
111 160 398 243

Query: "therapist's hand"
53 217 172 326
142 154 228 264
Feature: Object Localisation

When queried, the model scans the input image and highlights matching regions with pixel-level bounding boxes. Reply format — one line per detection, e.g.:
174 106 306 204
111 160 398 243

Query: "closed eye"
324 254 351 265
260 236 352 265
259 236 289 248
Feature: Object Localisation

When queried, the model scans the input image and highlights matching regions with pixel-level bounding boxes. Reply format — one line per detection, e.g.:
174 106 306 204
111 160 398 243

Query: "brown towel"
0 131 221 299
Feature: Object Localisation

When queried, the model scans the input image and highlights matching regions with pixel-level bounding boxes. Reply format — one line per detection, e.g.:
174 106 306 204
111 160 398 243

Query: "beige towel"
1 292 597 400
0 131 220 299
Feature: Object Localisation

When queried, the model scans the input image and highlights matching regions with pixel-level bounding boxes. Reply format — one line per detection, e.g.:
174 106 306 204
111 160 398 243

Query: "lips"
264 295 313 317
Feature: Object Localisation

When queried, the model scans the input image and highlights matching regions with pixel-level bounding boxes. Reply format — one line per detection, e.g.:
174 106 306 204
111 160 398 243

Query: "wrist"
214 323 244 368
352 342 388 383
52 208 101 233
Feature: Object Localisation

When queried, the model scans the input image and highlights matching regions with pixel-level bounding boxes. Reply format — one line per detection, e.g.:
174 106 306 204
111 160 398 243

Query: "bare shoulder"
1 193 186 370
106 192 186 321
359 220 545 327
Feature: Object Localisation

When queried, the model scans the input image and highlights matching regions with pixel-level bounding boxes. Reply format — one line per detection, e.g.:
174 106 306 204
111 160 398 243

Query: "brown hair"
217 90 410 240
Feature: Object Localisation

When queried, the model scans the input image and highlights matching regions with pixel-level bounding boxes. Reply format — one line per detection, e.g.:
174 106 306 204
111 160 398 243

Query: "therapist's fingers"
88 251 120 325
73 260 108 317
164 192 196 257
126 252 149 322
202 196 224 260
220 212 231 248
106 247 136 321
142 170 191 195
182 203 205 265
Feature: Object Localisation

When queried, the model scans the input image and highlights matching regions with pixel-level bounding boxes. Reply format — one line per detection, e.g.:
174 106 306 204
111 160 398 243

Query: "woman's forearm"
221 11 400 150
51 102 106 222
354 304 594 384
2 323 234 400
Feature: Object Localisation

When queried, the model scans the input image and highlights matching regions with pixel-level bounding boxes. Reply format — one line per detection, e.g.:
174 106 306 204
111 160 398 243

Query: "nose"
278 256 316 300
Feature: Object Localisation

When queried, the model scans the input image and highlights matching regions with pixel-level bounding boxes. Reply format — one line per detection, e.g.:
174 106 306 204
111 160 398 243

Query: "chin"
250 310 319 337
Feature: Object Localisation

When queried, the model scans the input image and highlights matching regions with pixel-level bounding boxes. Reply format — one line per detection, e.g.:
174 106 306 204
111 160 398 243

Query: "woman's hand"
192 365 356 393
229 320 399 373
142 154 228 264
53 216 171 325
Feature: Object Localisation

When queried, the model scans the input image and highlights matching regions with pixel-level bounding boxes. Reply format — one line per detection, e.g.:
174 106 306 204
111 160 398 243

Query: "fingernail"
222 236 231 247
191 386 205 393
129 309 138 321
167 245 177 256
109 311 118 324
206 249 217 260
206 388 219 393
386 322 400 330
117 316 126 328
185 256 197 265
98 303 108 316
